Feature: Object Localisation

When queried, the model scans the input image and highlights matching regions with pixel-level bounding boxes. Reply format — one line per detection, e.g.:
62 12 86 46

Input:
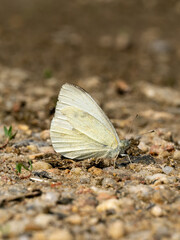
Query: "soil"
0 1 180 240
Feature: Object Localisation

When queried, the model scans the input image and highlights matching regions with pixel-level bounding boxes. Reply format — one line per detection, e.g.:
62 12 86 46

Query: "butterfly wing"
50 83 120 159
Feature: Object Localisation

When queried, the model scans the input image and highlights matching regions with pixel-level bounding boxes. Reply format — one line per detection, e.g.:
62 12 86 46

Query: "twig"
0 189 42 207
0 138 9 150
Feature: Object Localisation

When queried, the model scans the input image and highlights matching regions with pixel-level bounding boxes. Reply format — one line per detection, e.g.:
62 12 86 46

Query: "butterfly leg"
113 158 116 168
120 154 132 164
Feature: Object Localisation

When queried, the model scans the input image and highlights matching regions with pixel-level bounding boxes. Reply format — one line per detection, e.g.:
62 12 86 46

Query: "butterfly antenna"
140 129 155 136
127 114 139 135
136 129 156 140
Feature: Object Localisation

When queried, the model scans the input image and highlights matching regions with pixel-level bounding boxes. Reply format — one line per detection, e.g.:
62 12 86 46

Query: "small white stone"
107 220 125 239
171 233 180 240
34 214 55 228
65 214 82 225
96 199 120 212
71 167 82 175
146 174 168 184
42 192 59 203
38 146 55 154
89 217 99 225
4 220 26 236
115 33 131 50
27 145 38 152
40 130 50 140
32 161 52 170
162 166 173 175
138 141 149 152
78 76 101 89
173 150 180 160
102 178 116 188
49 229 73 240
151 205 163 217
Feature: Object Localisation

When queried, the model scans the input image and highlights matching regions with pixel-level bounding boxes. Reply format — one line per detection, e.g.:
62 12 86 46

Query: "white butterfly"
50 83 130 160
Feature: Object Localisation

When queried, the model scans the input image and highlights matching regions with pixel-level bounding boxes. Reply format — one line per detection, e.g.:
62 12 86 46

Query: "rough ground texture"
0 0 180 239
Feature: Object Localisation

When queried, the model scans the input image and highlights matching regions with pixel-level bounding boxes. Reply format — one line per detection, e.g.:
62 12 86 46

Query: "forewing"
58 83 120 144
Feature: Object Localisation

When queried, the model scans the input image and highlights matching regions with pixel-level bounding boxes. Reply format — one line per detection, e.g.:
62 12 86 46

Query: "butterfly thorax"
118 139 131 154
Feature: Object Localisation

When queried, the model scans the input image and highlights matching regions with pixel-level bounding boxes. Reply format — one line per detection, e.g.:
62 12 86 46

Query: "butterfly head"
119 139 131 154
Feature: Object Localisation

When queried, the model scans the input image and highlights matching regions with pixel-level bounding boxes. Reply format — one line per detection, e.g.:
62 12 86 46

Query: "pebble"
97 192 116 201
27 145 38 152
149 144 162 155
71 167 82 175
162 166 173 175
96 199 120 212
18 124 30 132
46 168 61 176
88 167 103 175
19 235 31 240
140 83 180 106
25 199 50 213
151 189 170 204
118 197 134 209
102 177 117 188
99 35 113 48
163 143 175 151
138 141 149 153
115 80 131 94
65 214 82 225
115 32 132 50
2 220 26 237
172 233 180 240
160 150 171 158
80 176 91 184
17 124 32 136
32 232 46 240
152 224 171 239
38 146 55 154
149 39 173 54
0 209 11 224
32 161 52 170
107 220 125 239
34 214 56 228
104 100 125 113
146 173 176 185
41 192 59 203
140 109 173 120
151 205 163 217
40 130 50 140
89 217 99 226
146 174 167 183
128 185 153 202
14 140 49 148
28 153 46 160
163 131 173 142
150 139 174 156
49 229 73 240
173 150 180 160
98 33 131 51
0 66 28 87
78 76 101 90
93 223 107 235
53 27 82 46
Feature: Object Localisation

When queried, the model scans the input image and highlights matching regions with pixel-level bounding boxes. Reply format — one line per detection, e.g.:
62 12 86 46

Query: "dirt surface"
0 1 180 239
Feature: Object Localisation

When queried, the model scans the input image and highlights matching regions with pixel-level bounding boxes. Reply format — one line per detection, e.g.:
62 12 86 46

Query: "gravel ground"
0 1 180 239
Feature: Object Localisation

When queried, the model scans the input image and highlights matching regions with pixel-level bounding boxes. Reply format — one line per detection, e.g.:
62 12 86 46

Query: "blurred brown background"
0 0 180 131
0 0 180 83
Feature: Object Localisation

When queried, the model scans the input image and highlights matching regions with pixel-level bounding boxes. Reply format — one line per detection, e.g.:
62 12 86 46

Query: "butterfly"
50 83 130 160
